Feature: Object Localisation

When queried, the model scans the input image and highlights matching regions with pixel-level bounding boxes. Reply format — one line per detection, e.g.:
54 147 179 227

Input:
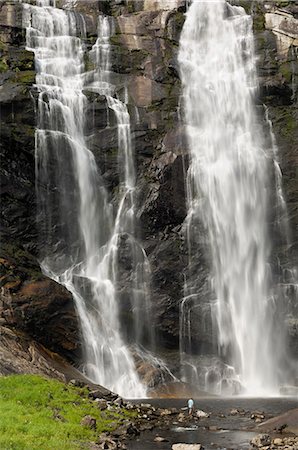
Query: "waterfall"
178 0 287 395
23 0 147 398
89 16 154 353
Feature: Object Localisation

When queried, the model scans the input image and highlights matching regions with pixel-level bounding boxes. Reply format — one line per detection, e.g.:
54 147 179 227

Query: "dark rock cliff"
0 0 297 377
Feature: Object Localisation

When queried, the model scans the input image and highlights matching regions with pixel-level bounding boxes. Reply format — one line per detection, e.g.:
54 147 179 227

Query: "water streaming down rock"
23 0 146 398
265 106 291 247
89 16 154 351
178 0 288 395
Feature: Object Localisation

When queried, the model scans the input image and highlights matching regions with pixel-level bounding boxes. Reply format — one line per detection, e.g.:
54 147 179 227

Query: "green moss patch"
253 6 265 32
0 375 136 450
279 62 292 83
0 58 9 73
13 70 36 84
271 106 297 139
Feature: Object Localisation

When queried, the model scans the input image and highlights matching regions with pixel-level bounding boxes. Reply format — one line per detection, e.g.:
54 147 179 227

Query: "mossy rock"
275 1 291 7
282 113 296 137
13 70 36 84
279 62 293 84
110 45 149 74
1 242 39 270
174 11 186 29
109 34 123 47
0 59 9 73
125 0 136 13
252 5 265 32
84 52 95 72
230 0 251 14
273 106 297 138
8 48 35 71
84 35 98 48
0 40 7 52
167 11 186 41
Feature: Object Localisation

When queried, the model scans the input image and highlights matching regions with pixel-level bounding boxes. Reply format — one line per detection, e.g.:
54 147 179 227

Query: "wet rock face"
82 2 188 350
0 249 81 361
0 0 297 372
0 2 36 254
258 3 298 360
256 3 298 260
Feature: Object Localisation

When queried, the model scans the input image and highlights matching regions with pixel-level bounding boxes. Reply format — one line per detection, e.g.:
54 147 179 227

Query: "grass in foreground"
0 374 135 450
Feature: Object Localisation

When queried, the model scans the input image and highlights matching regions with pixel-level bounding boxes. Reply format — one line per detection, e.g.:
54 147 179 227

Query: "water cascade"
23 0 147 397
178 0 287 395
89 16 154 351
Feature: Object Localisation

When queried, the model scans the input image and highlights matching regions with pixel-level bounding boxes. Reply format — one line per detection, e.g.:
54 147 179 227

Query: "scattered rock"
154 436 168 442
124 402 135 410
208 426 220 432
249 435 298 449
196 410 209 418
69 379 87 388
53 409 66 422
98 437 118 450
89 390 106 400
126 423 140 436
160 408 173 416
172 445 203 450
272 437 284 446
178 412 185 422
140 403 152 409
275 424 287 434
230 408 239 415
81 415 97 430
250 434 271 448
114 397 123 407
95 399 108 411
251 413 265 421
139 422 154 432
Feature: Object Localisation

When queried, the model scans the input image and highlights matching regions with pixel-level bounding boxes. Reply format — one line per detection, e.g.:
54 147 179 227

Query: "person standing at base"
187 398 194 415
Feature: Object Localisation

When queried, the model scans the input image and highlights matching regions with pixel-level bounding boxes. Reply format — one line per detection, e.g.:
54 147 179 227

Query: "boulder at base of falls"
250 434 271 448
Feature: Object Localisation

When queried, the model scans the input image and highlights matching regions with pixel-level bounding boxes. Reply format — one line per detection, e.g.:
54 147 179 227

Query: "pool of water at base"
127 397 298 450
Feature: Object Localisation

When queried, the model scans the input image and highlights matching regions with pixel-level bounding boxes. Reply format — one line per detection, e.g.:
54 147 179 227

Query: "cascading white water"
179 0 285 395
23 0 146 397
89 16 154 351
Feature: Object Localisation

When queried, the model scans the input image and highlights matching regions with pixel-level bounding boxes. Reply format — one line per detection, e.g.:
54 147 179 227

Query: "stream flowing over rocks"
0 0 297 398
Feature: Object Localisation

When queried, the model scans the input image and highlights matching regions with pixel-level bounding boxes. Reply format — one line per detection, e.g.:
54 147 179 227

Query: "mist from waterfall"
178 0 287 395
22 0 149 398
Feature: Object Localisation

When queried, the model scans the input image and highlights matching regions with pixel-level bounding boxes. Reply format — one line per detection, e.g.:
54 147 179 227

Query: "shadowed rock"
257 408 298 435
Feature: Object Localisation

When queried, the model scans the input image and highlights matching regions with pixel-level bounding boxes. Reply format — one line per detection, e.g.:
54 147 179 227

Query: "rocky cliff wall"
0 0 297 376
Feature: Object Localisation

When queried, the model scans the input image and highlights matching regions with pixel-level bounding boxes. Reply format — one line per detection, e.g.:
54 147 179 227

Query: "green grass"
0 375 135 450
